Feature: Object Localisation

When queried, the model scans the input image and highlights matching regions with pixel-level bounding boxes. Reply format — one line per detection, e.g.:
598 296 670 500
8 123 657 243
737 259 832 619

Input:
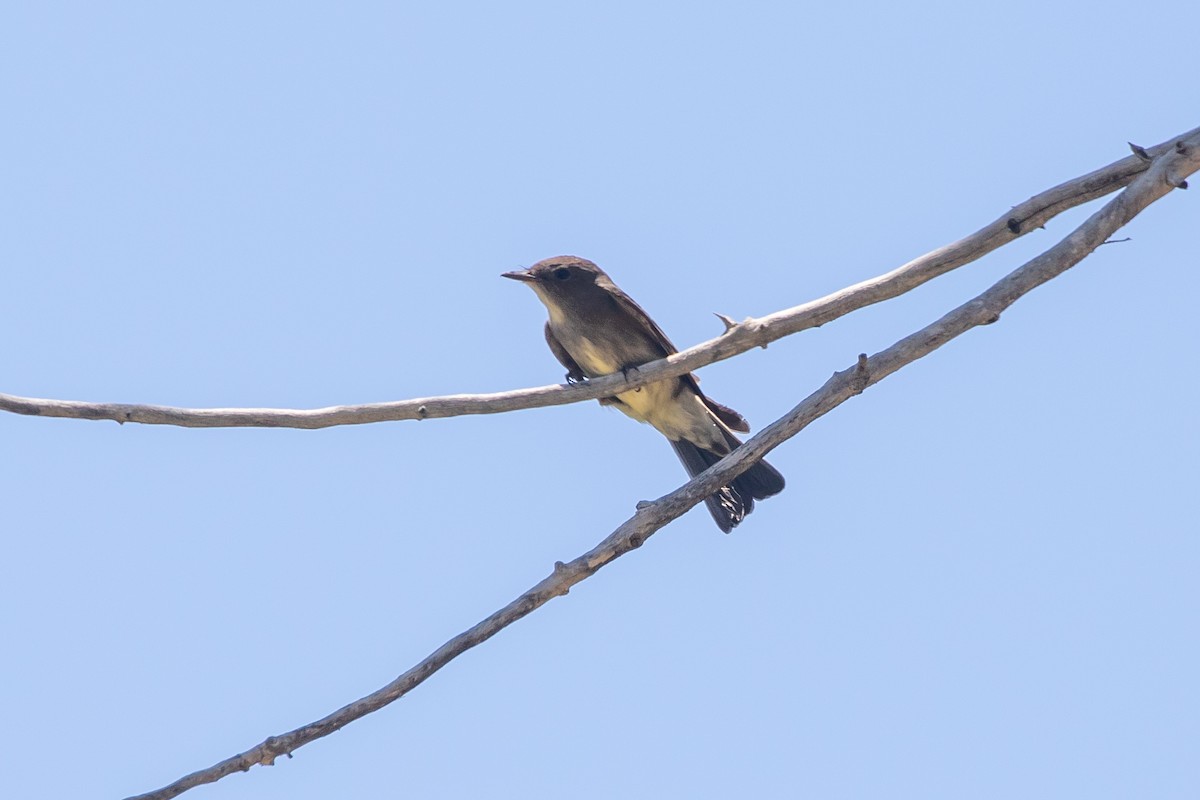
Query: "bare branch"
125 131 1200 800
5 125 1197 431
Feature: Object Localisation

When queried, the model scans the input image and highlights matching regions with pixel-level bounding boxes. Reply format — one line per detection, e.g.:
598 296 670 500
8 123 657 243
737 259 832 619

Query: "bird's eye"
553 268 571 280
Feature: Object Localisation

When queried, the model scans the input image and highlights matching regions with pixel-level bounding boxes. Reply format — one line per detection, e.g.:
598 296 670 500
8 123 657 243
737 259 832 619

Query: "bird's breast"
572 336 622 376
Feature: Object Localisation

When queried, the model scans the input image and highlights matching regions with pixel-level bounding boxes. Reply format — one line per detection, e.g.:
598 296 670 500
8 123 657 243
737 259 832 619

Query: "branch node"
1176 140 1191 156
255 744 277 767
1100 236 1132 246
1129 141 1152 161
1165 172 1188 190
635 500 653 510
850 354 870 393
1006 217 1022 234
417 405 428 418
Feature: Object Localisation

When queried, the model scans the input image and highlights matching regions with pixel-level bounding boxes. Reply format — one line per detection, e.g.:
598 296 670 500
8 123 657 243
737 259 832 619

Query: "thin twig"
5 126 1198 431
125 131 1200 800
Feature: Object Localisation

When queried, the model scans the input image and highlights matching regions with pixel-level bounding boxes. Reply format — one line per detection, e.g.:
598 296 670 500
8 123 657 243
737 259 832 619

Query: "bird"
503 255 785 532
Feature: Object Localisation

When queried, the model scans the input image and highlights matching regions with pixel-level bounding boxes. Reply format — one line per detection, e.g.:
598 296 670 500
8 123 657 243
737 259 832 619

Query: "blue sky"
2 4 1196 799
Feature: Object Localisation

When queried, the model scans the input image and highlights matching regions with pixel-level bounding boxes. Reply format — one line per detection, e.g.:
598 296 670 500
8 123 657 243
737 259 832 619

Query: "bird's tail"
670 429 785 533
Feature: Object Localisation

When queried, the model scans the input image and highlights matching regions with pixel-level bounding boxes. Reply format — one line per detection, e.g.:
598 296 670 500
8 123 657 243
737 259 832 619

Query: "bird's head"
502 256 613 314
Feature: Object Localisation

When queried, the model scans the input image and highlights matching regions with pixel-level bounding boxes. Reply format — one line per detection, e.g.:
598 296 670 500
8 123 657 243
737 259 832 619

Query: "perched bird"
503 256 785 532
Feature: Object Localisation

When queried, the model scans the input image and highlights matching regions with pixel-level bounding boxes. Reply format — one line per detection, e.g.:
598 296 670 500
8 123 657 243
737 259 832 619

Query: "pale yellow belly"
611 379 724 448
568 334 725 448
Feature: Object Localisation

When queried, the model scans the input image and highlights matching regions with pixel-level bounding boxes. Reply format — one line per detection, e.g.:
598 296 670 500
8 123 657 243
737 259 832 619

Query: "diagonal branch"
125 132 1200 800
5 126 1197 431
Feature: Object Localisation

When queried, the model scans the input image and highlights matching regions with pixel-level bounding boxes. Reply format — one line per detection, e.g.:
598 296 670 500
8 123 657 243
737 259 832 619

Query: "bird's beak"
502 269 536 283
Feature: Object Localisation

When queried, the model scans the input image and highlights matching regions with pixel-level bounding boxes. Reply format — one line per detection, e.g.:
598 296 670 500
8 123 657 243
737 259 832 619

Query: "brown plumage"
503 256 784 532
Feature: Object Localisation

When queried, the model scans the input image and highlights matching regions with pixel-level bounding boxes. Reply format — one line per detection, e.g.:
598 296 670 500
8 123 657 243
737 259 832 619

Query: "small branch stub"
1129 141 1152 161
850 354 871 393
714 312 738 333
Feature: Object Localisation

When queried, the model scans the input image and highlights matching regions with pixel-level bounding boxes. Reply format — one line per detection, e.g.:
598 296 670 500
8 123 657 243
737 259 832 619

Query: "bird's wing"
544 322 586 383
599 275 751 433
